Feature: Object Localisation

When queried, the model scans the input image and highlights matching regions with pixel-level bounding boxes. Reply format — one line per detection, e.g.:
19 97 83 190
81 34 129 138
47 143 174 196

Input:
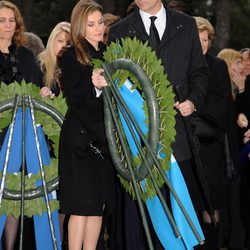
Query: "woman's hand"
40 87 55 98
92 69 108 90
237 113 248 128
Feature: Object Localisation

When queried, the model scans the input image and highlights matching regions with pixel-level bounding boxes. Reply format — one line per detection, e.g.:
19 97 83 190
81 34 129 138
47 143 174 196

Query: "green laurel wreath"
0 81 67 218
93 38 176 200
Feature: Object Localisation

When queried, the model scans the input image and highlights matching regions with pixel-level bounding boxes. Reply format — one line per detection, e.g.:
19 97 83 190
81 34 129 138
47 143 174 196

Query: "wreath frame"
0 81 67 218
93 38 176 200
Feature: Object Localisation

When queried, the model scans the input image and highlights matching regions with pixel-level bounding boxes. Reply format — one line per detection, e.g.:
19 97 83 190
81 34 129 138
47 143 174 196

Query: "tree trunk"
12 0 32 30
21 0 32 30
214 0 231 51
97 0 117 14
97 0 132 18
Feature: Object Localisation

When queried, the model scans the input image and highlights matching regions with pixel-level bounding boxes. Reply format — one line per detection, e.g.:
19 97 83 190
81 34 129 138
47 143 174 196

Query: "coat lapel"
129 9 149 43
159 8 184 49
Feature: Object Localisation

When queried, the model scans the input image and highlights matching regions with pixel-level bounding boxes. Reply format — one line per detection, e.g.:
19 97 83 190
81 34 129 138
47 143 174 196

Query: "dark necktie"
149 16 160 50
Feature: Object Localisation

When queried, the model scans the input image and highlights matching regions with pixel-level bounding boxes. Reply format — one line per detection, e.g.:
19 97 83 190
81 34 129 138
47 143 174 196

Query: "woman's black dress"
59 41 114 216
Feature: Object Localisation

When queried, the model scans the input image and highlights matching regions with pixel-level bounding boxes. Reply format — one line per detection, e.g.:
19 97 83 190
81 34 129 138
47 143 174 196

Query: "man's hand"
174 99 196 117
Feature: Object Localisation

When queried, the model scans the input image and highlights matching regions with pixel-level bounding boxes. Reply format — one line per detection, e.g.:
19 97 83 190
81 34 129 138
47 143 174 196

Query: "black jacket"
0 44 43 86
199 53 231 130
60 41 106 144
109 6 208 161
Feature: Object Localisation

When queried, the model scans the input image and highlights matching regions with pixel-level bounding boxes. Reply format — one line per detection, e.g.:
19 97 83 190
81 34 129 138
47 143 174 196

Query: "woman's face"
230 58 244 77
0 7 16 42
198 30 209 55
241 51 250 76
135 0 162 15
84 10 104 49
54 30 70 56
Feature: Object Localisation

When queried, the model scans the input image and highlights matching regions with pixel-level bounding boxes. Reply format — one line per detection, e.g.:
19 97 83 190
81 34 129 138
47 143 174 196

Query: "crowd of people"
0 0 249 249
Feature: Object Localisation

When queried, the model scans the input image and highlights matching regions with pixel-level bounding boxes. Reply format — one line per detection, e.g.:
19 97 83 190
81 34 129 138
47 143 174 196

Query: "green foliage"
94 38 176 201
0 162 58 218
0 81 67 217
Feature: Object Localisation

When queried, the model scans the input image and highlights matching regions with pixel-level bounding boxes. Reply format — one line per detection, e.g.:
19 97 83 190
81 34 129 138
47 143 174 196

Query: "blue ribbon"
0 109 23 237
25 109 61 250
0 108 61 249
117 79 204 249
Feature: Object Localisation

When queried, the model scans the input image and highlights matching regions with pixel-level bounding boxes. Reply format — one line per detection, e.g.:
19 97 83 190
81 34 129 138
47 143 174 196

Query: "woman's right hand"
40 87 55 98
92 69 108 90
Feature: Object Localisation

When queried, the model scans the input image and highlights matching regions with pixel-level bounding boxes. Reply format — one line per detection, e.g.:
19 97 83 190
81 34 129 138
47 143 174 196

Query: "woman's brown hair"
0 1 26 46
70 0 103 65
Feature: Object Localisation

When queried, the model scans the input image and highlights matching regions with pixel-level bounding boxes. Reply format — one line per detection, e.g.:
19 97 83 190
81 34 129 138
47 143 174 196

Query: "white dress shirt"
139 4 166 40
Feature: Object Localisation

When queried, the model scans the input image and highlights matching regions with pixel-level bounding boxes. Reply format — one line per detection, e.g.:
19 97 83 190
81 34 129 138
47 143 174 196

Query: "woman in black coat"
185 17 232 250
58 1 114 249
0 2 46 249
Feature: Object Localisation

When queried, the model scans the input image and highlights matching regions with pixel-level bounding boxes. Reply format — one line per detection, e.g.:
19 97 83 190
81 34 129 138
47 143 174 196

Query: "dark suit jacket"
108 6 208 161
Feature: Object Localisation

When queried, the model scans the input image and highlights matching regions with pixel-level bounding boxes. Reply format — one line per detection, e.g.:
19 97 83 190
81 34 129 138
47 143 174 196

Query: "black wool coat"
0 44 43 148
59 42 107 160
108 6 208 161
0 45 43 86
58 42 115 216
199 53 231 129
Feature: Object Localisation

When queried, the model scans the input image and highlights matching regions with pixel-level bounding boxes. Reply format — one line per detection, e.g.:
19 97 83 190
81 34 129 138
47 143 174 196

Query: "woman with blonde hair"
217 49 246 250
39 21 70 97
218 48 245 99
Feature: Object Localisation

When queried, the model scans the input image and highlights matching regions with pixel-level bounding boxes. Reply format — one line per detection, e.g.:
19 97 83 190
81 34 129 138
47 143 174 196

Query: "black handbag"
190 116 221 142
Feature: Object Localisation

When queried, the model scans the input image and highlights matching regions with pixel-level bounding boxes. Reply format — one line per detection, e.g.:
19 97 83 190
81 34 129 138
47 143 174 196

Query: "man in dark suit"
109 0 208 163
94 0 209 249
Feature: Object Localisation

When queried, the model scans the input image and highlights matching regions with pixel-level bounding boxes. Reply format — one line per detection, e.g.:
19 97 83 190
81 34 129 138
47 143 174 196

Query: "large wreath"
94 38 176 200
0 81 67 218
